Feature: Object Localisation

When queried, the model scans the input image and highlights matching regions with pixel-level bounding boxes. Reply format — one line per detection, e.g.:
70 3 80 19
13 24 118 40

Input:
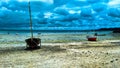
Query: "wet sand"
0 32 120 68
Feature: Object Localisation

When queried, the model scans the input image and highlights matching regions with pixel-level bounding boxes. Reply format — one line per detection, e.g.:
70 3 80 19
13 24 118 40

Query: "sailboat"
25 1 41 50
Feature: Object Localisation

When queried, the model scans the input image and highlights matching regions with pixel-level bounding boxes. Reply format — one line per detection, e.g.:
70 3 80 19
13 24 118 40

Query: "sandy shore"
0 32 120 68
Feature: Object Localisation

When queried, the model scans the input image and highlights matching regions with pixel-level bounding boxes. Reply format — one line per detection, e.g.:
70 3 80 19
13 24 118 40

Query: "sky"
0 0 120 30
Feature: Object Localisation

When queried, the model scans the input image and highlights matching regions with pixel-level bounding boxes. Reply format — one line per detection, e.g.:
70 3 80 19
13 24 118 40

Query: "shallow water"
0 30 119 43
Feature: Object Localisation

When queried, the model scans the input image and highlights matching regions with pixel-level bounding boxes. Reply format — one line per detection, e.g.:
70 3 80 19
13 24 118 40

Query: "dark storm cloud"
0 0 120 30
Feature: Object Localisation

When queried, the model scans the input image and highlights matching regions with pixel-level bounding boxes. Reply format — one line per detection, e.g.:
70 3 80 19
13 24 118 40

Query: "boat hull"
88 37 97 41
25 38 41 50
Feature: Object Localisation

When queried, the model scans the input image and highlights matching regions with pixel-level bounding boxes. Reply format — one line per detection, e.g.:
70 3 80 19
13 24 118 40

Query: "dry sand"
0 32 120 68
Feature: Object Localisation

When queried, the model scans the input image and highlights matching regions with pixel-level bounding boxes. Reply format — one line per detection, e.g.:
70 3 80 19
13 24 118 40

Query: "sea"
0 29 113 35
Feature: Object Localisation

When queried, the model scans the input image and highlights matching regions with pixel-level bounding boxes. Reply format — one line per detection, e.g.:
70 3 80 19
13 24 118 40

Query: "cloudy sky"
0 0 120 30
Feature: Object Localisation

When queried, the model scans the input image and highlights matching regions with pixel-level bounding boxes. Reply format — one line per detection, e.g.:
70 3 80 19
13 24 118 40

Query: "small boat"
87 35 97 41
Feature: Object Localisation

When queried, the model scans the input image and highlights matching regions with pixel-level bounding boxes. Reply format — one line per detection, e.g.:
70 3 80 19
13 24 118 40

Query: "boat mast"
28 1 33 39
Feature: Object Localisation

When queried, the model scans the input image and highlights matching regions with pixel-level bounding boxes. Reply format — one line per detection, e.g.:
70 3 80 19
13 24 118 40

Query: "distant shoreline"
1 27 120 33
0 29 112 33
0 29 94 32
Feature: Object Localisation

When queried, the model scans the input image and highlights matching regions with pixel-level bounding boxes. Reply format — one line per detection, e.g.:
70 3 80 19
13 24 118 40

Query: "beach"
0 31 120 68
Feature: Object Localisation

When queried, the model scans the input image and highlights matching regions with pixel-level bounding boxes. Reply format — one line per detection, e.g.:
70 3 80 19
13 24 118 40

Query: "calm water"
0 30 117 43
0 30 112 35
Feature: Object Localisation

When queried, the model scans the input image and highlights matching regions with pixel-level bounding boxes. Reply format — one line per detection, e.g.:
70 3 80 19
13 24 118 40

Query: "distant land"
0 27 120 33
